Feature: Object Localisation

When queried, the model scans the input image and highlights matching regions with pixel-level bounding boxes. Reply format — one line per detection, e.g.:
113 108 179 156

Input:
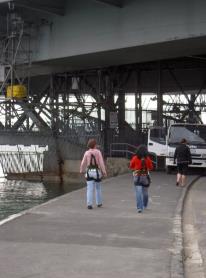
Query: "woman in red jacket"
130 145 153 213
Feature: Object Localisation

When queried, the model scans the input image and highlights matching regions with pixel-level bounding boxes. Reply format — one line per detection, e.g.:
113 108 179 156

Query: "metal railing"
110 143 138 159
110 142 157 166
0 151 44 175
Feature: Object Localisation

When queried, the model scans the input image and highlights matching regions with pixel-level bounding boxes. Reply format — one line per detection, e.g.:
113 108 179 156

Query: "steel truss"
0 11 34 95
0 63 205 149
0 8 206 153
161 67 206 124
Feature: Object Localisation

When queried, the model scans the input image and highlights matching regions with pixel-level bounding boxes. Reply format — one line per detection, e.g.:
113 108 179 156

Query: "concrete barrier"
6 157 130 182
106 157 130 177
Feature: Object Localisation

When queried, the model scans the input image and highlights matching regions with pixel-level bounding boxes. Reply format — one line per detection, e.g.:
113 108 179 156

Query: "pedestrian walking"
130 145 153 213
174 138 192 187
80 138 107 209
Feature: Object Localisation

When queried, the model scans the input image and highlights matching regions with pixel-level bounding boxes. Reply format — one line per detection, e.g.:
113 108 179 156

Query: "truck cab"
166 123 206 173
148 126 167 169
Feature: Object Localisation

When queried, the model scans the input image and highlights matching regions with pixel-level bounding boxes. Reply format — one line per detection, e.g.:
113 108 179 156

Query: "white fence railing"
0 151 44 174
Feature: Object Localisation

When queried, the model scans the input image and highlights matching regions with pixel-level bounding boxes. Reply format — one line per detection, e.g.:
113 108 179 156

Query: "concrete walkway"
0 172 196 278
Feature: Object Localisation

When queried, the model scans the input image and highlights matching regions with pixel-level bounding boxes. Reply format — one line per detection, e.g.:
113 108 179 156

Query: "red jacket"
130 156 153 171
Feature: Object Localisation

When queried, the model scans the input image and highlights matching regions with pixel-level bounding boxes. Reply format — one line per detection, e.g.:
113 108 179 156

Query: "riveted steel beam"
19 101 50 131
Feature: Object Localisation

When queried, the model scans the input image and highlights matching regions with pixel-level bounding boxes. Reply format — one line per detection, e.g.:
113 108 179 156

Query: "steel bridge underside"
0 0 206 174
2 58 206 147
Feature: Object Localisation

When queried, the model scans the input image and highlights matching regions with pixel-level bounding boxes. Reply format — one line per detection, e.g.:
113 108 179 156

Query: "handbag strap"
139 158 148 175
89 154 98 169
87 154 101 181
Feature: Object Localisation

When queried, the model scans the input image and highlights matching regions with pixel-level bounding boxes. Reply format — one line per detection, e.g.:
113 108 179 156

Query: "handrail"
110 143 157 166
110 143 137 159
110 142 138 149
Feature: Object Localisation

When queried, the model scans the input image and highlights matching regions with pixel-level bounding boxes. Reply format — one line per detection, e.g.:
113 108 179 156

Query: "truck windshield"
149 127 166 144
168 125 206 145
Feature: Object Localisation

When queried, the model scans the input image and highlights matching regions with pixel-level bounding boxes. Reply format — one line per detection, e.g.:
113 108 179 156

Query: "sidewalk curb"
170 176 200 278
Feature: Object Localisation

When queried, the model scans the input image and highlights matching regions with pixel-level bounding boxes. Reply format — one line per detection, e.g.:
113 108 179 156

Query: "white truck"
147 126 167 169
148 123 206 173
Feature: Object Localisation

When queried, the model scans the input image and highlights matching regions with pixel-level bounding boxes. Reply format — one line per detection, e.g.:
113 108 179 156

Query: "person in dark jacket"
174 138 192 187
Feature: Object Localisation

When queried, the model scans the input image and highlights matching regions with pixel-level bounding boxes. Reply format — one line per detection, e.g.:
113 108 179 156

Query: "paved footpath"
0 172 196 278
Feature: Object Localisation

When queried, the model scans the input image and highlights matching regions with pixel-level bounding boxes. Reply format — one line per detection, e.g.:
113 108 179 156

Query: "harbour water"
0 178 84 221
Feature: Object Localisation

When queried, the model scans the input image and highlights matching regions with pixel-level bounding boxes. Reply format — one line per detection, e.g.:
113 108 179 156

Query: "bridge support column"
97 70 102 133
104 74 115 156
118 90 125 142
49 75 63 182
157 62 163 126
135 70 142 137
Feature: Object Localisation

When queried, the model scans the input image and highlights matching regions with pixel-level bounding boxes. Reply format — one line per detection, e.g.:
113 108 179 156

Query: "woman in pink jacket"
80 138 107 209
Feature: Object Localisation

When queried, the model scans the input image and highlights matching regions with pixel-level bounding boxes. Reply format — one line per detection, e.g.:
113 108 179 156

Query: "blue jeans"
87 180 102 206
134 185 148 211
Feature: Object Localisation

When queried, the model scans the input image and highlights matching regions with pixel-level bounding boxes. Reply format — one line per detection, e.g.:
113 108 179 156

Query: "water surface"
0 178 84 221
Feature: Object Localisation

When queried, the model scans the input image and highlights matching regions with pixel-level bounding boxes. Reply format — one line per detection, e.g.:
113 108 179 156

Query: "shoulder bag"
85 154 102 182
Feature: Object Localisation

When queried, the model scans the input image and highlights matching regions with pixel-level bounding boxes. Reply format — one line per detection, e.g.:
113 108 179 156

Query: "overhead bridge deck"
1 0 206 74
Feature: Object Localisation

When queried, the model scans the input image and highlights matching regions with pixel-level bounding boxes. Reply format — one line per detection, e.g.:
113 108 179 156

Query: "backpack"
134 157 151 187
85 154 102 182
139 158 148 175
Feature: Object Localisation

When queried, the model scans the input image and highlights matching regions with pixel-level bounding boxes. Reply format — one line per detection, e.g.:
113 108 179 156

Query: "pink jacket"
80 148 107 175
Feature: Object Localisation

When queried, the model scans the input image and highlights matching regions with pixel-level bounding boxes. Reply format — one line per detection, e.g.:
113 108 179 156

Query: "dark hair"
180 138 187 144
135 144 149 159
87 138 97 149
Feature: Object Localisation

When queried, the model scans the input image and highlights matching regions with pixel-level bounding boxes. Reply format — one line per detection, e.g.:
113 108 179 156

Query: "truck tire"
202 168 206 176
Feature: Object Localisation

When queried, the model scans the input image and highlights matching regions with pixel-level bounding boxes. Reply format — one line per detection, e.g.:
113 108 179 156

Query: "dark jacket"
174 144 192 164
